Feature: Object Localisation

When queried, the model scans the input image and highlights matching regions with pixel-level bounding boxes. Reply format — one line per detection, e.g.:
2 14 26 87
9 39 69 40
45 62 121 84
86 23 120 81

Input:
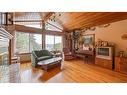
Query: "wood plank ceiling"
14 12 127 32
56 12 127 31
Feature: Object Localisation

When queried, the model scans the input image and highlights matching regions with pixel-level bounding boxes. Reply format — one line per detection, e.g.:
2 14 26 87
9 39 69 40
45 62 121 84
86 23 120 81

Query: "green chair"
31 50 54 67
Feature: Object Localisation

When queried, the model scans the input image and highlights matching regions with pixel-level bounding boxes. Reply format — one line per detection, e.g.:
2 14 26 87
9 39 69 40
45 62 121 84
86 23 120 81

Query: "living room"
0 12 127 83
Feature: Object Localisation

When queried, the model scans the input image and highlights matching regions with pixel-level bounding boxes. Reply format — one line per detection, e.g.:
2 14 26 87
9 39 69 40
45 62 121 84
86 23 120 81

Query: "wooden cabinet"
115 57 127 74
95 58 113 69
75 50 95 63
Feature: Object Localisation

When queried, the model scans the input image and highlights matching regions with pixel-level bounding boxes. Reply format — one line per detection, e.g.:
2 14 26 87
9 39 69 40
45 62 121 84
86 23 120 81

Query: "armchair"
63 48 75 61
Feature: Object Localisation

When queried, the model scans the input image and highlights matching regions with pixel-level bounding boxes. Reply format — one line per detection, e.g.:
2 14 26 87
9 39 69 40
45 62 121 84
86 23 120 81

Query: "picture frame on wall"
82 34 95 51
83 34 95 46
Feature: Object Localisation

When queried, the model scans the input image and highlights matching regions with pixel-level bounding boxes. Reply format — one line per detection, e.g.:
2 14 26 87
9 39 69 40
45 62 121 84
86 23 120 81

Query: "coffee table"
37 57 62 71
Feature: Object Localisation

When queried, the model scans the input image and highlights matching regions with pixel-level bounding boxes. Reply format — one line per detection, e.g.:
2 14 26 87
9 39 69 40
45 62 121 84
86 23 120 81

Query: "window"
45 35 54 51
54 36 62 50
16 32 29 53
0 47 7 54
30 34 42 52
45 35 62 51
0 37 9 54
15 32 42 53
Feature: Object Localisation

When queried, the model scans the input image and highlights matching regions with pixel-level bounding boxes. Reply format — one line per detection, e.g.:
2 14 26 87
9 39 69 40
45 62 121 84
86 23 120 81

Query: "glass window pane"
30 34 42 52
16 32 29 53
54 36 62 51
0 47 8 54
45 35 54 51
45 23 62 32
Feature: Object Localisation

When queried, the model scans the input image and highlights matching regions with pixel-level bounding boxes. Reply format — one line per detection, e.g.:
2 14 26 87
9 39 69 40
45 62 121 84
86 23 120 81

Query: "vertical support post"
9 39 12 65
42 20 45 49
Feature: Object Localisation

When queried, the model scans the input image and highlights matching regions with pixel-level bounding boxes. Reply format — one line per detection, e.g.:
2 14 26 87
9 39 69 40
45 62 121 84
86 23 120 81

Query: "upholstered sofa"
31 50 54 67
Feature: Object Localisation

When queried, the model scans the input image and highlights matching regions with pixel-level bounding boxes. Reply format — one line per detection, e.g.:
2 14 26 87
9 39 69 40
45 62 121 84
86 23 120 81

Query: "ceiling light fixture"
49 12 62 22
98 24 110 28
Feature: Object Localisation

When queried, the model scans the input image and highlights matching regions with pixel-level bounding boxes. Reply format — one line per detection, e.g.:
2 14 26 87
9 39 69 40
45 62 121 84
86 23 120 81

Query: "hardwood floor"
20 59 127 83
1 59 127 83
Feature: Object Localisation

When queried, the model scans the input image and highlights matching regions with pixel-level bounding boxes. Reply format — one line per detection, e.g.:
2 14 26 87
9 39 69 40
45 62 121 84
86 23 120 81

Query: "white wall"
84 19 127 56
19 54 31 62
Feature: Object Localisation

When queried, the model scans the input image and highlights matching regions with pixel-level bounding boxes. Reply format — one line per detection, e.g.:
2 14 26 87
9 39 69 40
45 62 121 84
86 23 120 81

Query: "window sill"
18 53 31 55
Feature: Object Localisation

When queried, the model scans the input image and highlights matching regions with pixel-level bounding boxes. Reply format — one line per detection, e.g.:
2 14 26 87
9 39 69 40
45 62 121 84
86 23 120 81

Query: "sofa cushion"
40 50 53 56
33 50 42 57
37 56 52 61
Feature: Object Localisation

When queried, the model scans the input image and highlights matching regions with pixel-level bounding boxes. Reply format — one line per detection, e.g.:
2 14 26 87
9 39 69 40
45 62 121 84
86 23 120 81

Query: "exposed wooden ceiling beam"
47 22 63 31
42 12 54 22
13 20 41 22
